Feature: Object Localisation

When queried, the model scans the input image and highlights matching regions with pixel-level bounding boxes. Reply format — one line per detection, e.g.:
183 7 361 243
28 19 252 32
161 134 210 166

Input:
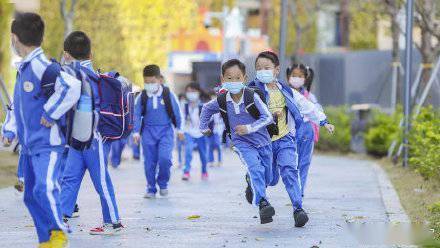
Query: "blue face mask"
256 70 274 84
223 82 244 94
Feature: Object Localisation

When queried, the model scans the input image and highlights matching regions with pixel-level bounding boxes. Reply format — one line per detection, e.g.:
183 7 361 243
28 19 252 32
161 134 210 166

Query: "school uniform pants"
110 137 127 167
141 125 174 194
296 122 315 196
234 144 272 205
269 133 303 210
22 150 67 243
60 136 120 224
183 134 208 174
208 133 222 163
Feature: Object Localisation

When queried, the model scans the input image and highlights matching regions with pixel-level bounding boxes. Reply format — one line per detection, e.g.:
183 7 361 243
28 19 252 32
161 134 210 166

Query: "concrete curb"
371 162 411 224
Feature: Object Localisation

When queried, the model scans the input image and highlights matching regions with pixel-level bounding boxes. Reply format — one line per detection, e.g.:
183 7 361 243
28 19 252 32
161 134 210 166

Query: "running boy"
59 31 124 235
199 59 276 224
3 12 81 247
133 65 183 198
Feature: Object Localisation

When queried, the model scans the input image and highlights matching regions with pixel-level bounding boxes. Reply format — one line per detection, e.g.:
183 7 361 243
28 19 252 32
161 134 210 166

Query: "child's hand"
235 125 249 136
324 123 335 134
177 132 185 141
1 136 12 147
201 129 212 136
133 133 141 145
40 116 54 128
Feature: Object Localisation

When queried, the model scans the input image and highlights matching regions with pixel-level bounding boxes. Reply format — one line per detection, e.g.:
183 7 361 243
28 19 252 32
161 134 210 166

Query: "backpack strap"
243 87 260 120
162 87 177 127
40 59 61 98
140 89 148 134
216 92 231 141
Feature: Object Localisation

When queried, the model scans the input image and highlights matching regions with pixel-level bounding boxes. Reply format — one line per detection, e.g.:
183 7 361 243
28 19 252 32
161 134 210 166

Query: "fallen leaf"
187 215 201 220
255 237 264 241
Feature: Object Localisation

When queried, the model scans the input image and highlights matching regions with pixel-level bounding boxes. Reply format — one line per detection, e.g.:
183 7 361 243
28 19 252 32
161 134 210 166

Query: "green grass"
0 150 18 188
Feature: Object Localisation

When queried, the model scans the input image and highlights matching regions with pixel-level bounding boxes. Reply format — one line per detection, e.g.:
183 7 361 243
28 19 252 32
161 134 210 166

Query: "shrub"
409 106 440 180
429 202 440 241
315 106 352 153
364 110 401 157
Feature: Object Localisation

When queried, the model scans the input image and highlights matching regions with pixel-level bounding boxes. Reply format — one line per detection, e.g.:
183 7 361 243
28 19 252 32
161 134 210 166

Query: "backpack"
217 87 278 141
140 86 177 134
89 71 134 141
41 60 95 150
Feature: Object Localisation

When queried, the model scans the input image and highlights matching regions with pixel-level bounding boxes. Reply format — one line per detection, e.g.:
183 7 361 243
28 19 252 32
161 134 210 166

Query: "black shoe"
245 174 253 205
293 208 309 227
259 198 275 224
72 204 80 218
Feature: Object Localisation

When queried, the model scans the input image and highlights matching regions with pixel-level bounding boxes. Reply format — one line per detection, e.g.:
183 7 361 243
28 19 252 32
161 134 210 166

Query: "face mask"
256 70 274 84
289 77 305 88
223 82 244 94
186 92 200 102
144 83 159 93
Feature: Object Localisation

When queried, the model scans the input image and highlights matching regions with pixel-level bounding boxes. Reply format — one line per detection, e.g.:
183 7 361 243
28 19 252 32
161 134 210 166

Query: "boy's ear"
244 74 248 82
220 75 225 83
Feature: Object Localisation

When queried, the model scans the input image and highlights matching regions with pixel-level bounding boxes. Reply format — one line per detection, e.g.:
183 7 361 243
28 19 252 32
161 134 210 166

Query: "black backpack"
217 87 278 141
140 86 177 134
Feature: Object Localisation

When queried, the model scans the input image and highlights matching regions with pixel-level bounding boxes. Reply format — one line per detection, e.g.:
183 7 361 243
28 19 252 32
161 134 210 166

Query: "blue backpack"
92 71 134 141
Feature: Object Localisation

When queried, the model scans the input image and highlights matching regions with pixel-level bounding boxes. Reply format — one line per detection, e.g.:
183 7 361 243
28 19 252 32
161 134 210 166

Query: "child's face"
221 65 246 83
291 68 305 78
144 76 160 84
255 57 280 77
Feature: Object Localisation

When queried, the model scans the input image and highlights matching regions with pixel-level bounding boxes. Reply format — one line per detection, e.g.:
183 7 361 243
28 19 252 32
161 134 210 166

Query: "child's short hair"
256 51 279 67
64 31 91 60
221 59 246 76
143 65 161 77
11 12 44 47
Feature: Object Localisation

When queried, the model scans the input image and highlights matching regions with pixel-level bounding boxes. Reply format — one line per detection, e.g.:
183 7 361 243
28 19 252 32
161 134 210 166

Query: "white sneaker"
159 189 168 197
89 223 124 235
144 192 156 199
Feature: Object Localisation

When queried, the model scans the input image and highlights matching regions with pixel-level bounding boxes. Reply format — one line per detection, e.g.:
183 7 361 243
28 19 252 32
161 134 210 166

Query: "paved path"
0 150 410 247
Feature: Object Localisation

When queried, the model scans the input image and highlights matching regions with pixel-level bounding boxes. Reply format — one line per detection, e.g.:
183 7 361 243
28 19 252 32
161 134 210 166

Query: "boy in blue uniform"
2 13 81 247
58 31 124 235
199 59 276 224
133 65 183 198
248 51 334 227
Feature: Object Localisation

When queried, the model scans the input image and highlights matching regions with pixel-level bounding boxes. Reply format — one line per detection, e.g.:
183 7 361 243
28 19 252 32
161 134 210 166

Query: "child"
2 12 81 247
199 59 276 224
176 93 186 168
182 83 209 180
109 137 128 168
287 64 325 196
133 65 183 198
207 93 224 167
59 31 124 235
248 51 334 227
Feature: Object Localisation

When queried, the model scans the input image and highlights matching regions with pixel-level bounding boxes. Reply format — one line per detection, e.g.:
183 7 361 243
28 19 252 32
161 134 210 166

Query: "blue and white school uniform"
248 79 328 210
2 47 81 243
183 102 208 174
200 91 273 205
60 60 121 225
208 113 224 164
133 85 183 194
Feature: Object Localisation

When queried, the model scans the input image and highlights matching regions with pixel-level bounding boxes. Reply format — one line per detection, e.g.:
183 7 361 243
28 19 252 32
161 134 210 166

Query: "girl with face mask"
182 83 209 181
286 64 332 202
248 51 335 227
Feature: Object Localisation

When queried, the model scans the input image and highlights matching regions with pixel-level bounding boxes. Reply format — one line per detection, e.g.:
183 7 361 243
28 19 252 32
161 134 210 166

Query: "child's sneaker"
159 189 168 197
259 198 275 224
245 174 253 204
182 172 190 181
71 204 80 218
48 230 68 247
144 192 156 199
14 180 24 192
89 223 124 235
293 208 309 227
201 172 209 181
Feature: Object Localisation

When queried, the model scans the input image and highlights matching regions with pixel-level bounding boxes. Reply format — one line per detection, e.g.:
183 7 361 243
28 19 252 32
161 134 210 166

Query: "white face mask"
144 83 159 94
186 92 200 102
289 77 305 88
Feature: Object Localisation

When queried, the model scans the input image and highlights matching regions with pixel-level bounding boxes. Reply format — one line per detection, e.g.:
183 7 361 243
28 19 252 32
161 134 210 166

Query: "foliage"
40 0 198 85
349 0 379 50
364 109 401 156
409 106 440 180
429 202 440 241
315 106 352 153
0 0 13 87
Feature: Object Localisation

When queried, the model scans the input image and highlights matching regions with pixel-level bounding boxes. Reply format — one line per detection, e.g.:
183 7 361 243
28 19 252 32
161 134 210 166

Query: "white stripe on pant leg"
98 136 117 223
234 147 257 206
46 152 67 231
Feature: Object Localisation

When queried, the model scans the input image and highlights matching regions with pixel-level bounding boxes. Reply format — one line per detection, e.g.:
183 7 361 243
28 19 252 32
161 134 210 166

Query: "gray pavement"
0 149 410 247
